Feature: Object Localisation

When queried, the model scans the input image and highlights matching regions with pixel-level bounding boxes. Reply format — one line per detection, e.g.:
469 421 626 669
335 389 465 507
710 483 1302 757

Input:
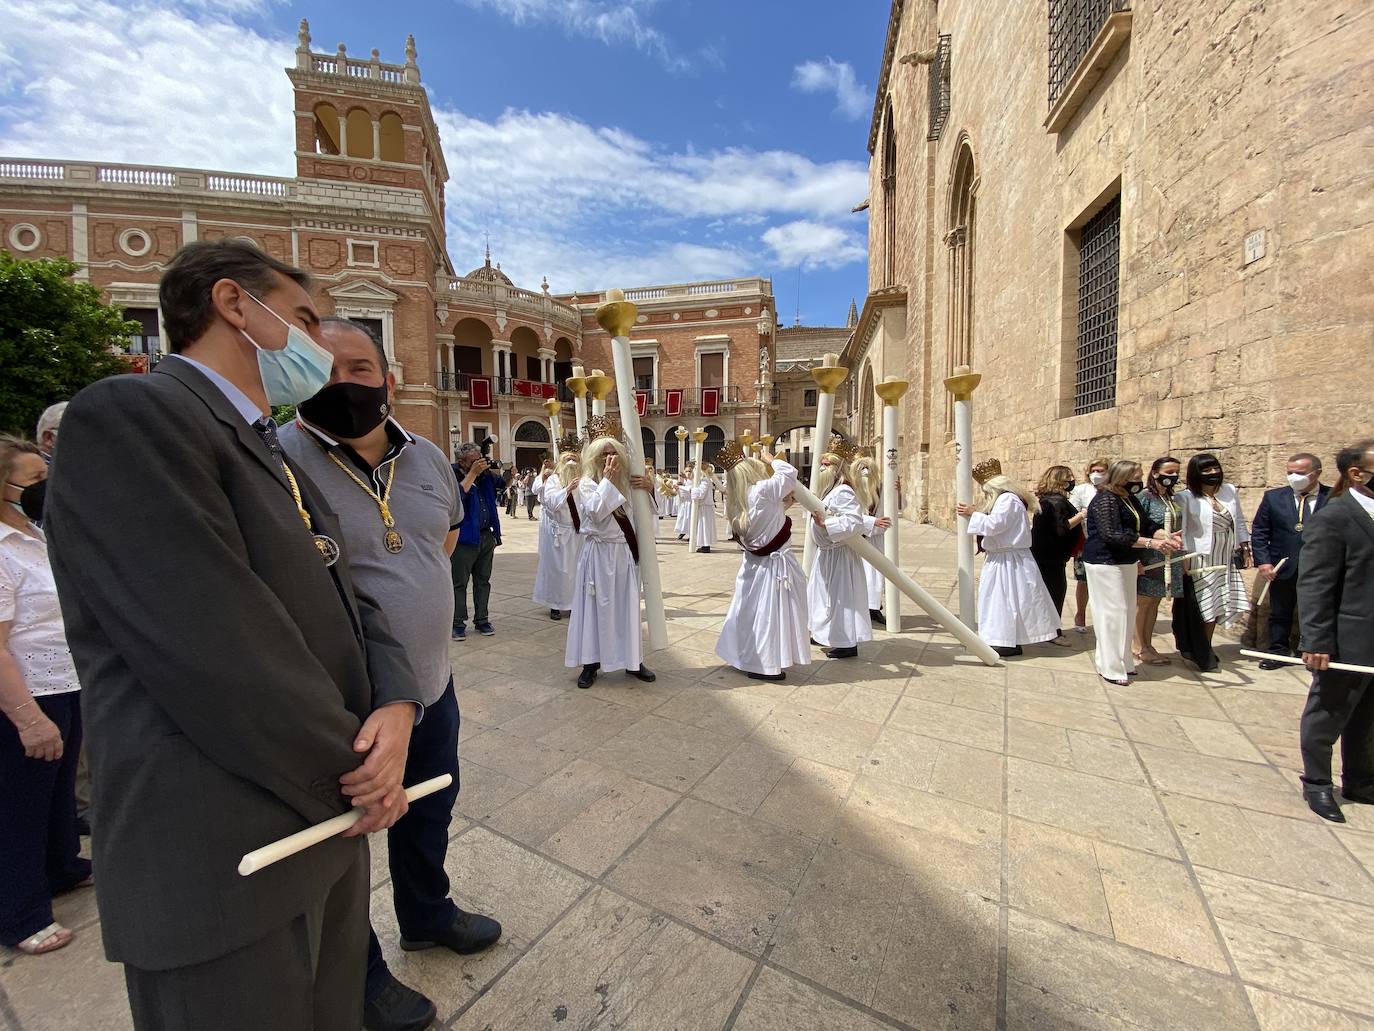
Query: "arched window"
346 109 374 159
859 363 876 448
379 113 404 162
882 96 898 286
946 136 978 429
641 427 657 470
702 425 726 467
314 103 341 155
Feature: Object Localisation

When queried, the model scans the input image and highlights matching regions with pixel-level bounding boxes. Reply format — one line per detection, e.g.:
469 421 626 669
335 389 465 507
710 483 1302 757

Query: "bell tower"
286 19 448 235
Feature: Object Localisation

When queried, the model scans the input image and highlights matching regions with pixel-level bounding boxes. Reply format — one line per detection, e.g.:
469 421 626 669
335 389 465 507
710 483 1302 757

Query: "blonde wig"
724 457 771 538
852 456 882 514
978 474 1040 518
582 436 630 496
813 452 851 499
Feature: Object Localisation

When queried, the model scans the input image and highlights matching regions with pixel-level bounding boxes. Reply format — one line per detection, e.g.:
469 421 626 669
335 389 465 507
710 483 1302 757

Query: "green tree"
0 252 136 435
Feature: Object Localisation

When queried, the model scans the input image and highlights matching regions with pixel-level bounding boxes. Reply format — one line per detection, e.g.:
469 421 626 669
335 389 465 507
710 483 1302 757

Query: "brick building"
843 1 1373 526
0 19 781 463
772 309 857 475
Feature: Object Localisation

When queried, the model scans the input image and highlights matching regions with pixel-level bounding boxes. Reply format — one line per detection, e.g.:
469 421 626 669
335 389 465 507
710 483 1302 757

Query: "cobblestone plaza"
6 518 1370 1031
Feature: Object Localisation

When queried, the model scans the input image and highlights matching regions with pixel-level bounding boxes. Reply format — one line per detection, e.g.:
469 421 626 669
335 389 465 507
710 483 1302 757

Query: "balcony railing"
0 158 295 199
610 278 771 304
436 376 746 411
437 275 581 329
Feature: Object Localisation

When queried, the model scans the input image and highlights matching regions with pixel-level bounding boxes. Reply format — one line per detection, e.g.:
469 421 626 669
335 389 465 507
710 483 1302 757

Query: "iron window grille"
1048 0 1130 108
928 34 951 141
1073 195 1121 415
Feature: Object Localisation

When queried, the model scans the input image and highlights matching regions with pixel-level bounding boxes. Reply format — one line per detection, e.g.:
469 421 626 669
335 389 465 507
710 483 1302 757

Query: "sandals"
1133 651 1172 666
16 922 73 956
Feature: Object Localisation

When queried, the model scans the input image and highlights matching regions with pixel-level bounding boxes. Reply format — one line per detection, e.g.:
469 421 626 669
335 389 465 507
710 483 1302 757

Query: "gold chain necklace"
325 451 405 554
280 462 341 566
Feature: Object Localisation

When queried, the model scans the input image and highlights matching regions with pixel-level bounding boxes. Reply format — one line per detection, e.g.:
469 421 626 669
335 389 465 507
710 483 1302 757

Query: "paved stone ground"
4 515 1374 1031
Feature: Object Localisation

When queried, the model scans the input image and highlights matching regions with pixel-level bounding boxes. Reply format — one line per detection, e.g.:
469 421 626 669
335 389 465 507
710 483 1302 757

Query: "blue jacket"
1251 483 1329 578
451 466 502 546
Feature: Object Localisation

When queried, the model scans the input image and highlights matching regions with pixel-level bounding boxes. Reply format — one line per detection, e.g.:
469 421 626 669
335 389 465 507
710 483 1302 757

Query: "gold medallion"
384 528 405 554
313 534 341 566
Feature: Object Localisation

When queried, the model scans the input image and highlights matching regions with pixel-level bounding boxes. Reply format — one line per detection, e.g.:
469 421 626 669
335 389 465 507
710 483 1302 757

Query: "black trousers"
1034 555 1069 621
1299 668 1374 790
1266 576 1299 654
450 530 496 627
365 679 461 1000
124 847 369 1031
0 691 90 946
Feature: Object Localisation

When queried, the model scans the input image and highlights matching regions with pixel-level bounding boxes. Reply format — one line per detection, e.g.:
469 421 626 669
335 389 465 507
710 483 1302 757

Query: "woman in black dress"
1030 465 1084 633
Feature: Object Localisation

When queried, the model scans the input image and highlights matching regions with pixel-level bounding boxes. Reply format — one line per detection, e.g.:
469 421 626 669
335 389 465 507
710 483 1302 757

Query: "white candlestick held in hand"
238 775 453 876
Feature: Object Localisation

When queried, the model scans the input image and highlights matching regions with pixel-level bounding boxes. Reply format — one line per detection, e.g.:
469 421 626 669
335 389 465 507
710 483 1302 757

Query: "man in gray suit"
1298 437 1374 823
44 240 423 1030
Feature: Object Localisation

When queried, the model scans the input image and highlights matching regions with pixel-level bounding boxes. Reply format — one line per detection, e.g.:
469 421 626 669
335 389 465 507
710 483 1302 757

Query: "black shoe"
550 608 562 620
629 665 656 682
697 546 711 553
869 608 886 626
363 974 437 1031
1305 787 1346 823
1257 658 1285 670
400 908 503 955
824 646 859 659
993 645 1023 658
747 670 786 681
1341 784 1374 805
75 814 91 837
577 663 599 689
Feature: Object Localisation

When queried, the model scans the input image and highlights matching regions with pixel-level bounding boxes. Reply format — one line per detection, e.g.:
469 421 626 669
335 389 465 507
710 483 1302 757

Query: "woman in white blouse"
1 436 90 956
1173 453 1252 670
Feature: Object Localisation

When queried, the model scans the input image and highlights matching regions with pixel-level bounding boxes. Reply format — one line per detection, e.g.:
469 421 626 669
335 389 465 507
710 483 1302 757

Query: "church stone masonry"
843 0 1373 529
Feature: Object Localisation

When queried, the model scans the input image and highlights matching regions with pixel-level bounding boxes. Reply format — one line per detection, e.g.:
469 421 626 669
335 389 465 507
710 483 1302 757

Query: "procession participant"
955 459 1061 658
807 433 873 659
532 434 584 621
675 465 694 539
280 318 500 1031
1252 452 1329 669
1296 439 1374 822
1174 453 1251 672
1069 456 1111 632
852 455 887 626
1030 464 1083 634
566 417 658 689
1135 457 1184 665
43 240 421 1031
645 464 664 538
714 442 810 680
691 463 719 553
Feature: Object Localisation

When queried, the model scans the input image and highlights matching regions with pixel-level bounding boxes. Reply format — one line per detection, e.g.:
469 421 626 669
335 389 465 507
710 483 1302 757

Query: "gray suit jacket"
1297 490 1374 666
44 358 420 971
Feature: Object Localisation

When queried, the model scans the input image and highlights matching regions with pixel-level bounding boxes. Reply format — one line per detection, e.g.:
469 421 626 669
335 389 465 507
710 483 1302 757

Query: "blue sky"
0 0 888 326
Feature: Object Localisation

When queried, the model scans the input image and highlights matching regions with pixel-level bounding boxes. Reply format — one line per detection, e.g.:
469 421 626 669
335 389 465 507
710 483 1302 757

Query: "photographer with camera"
450 442 502 641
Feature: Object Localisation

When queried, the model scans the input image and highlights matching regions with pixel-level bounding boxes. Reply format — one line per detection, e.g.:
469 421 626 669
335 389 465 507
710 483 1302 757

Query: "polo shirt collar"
296 416 413 479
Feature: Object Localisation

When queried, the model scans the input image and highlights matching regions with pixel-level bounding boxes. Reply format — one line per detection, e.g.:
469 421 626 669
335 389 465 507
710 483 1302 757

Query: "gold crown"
555 431 584 456
585 415 624 443
827 432 861 463
716 439 748 471
972 457 1003 485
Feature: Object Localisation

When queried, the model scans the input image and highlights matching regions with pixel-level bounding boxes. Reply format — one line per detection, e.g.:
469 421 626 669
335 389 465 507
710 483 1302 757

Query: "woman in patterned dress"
1174 453 1252 670
1135 456 1184 664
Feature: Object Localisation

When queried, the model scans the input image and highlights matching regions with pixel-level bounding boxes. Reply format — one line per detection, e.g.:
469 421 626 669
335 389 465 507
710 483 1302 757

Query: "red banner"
512 380 557 399
468 375 493 409
541 382 557 399
664 388 682 417
700 387 720 417
635 390 649 417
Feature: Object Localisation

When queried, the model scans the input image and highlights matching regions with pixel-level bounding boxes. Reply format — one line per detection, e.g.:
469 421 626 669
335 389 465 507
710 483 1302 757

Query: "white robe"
691 480 717 548
565 477 643 673
531 474 581 611
674 480 693 536
863 514 885 611
716 460 811 675
967 491 1061 647
807 484 872 649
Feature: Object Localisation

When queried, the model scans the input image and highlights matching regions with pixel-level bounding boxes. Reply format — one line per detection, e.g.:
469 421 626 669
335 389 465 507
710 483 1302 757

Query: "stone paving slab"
5 517 1374 1031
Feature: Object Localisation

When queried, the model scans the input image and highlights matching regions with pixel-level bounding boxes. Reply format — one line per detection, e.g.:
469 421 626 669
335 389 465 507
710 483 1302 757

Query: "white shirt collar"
1351 488 1374 517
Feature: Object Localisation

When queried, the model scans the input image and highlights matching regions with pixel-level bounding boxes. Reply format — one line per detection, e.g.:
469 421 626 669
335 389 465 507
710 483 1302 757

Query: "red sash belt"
610 507 639 564
745 517 792 557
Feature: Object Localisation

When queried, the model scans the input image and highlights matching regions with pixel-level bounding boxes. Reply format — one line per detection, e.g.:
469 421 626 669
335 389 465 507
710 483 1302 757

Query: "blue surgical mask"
240 293 334 406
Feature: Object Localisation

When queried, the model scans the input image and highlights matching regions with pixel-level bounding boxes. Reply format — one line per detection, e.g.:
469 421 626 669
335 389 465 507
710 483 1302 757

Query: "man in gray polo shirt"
279 318 501 1031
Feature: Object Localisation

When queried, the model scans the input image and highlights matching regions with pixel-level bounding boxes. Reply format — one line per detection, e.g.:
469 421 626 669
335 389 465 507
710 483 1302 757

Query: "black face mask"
7 479 46 522
1157 475 1178 489
1126 482 1145 495
297 381 390 440
1199 471 1224 487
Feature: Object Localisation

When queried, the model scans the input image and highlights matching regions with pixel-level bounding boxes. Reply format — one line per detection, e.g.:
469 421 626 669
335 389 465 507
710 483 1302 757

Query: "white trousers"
1084 562 1137 681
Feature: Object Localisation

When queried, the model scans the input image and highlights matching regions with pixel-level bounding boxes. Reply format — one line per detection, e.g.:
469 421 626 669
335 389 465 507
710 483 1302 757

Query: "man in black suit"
1297 438 1374 823
1252 452 1330 668
44 241 422 1030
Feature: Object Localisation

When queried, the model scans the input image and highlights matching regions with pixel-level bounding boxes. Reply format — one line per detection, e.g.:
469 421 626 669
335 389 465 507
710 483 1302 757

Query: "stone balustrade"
0 158 295 199
438 273 582 329
617 278 770 303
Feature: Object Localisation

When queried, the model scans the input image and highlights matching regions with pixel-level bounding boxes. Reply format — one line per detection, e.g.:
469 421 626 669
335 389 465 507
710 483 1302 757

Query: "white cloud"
458 0 688 71
762 220 866 270
791 58 869 120
0 0 868 294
